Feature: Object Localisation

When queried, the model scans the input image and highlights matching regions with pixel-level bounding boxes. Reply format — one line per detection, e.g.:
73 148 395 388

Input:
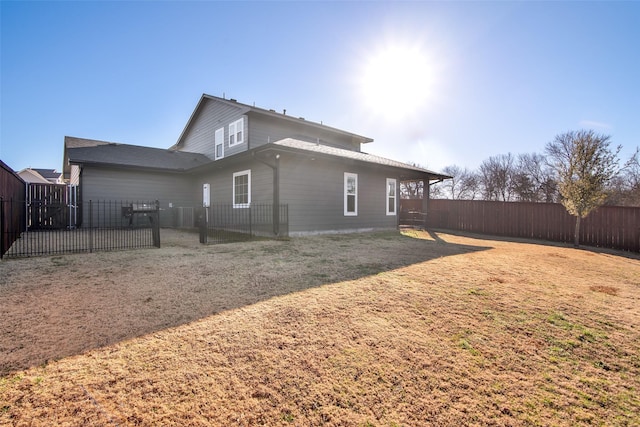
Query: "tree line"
401 130 639 247
424 131 639 207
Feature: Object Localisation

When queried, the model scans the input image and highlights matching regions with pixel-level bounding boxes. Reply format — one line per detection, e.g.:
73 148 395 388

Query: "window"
233 170 251 208
344 172 358 216
386 178 397 215
214 127 224 160
229 118 244 146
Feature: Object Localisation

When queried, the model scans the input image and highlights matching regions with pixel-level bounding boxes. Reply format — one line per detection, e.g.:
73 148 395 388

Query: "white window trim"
228 118 244 147
214 127 224 160
344 172 358 216
233 169 251 208
386 178 397 216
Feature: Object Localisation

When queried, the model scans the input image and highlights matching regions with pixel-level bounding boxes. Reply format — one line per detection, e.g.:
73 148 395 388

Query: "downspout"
252 151 281 236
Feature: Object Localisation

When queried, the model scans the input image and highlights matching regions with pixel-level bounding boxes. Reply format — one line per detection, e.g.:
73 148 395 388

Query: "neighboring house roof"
33 168 62 181
67 140 212 172
260 138 452 181
18 168 53 184
171 94 374 150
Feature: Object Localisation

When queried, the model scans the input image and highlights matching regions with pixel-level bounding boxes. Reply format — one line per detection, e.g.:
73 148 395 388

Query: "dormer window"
229 118 244 146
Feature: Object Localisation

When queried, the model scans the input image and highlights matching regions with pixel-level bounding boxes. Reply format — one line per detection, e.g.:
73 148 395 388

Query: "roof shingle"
68 142 211 171
268 138 451 180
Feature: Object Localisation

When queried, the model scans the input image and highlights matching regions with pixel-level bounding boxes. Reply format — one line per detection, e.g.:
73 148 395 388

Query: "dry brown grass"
590 285 620 296
1 229 639 426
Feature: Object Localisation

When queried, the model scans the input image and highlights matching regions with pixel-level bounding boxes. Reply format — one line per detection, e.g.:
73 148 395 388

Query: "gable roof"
66 138 211 172
18 168 52 184
32 168 62 181
63 136 113 178
171 94 374 150
259 138 452 181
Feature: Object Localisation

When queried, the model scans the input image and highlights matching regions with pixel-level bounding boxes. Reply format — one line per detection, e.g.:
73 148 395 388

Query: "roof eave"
255 143 451 180
245 108 373 145
67 159 206 174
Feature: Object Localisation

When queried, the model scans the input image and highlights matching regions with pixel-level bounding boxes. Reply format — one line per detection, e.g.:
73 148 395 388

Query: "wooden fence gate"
27 183 78 230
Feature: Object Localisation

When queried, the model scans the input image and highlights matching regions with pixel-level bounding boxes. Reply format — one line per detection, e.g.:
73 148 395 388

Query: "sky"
1 1 639 175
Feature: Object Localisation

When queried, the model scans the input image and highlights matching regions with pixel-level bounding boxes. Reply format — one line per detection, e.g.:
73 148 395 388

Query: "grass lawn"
1 229 639 426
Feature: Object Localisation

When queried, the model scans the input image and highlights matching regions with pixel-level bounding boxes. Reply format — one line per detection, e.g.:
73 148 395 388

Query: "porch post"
422 179 430 228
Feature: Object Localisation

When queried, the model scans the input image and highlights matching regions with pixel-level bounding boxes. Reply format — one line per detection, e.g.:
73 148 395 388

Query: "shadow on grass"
429 227 640 261
0 228 492 376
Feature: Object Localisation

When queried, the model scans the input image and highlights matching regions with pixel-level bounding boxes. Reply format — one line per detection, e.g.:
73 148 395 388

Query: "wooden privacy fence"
402 199 640 252
1 160 27 256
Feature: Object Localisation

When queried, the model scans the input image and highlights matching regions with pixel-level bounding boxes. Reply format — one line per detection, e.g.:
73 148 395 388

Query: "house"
63 94 450 234
18 168 63 184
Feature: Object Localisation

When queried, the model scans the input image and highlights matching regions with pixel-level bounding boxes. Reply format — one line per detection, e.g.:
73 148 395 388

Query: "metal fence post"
198 207 208 244
153 200 161 248
89 200 93 253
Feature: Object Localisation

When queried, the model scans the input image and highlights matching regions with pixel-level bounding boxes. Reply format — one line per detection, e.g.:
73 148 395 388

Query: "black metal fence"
186 204 289 244
1 199 160 259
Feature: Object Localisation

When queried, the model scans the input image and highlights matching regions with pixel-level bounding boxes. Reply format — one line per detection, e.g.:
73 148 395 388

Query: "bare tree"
545 130 622 247
435 165 462 199
479 153 516 201
606 148 640 206
512 153 559 202
400 180 424 199
431 165 475 199
460 169 482 200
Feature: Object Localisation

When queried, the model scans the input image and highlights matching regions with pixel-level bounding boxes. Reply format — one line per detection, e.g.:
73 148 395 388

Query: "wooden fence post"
1 197 5 259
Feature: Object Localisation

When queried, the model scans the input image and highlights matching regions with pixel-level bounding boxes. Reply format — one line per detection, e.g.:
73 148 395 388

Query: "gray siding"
179 98 248 159
81 167 196 227
248 114 361 152
193 160 273 207
278 155 399 234
192 156 398 234
179 98 364 164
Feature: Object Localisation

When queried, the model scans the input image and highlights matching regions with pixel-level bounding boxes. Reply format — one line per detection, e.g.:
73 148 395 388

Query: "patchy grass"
1 229 639 426
590 285 619 296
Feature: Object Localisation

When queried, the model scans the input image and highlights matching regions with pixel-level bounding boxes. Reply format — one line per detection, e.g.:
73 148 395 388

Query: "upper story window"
233 169 251 208
229 118 244 146
214 127 224 160
386 178 397 215
344 172 358 216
